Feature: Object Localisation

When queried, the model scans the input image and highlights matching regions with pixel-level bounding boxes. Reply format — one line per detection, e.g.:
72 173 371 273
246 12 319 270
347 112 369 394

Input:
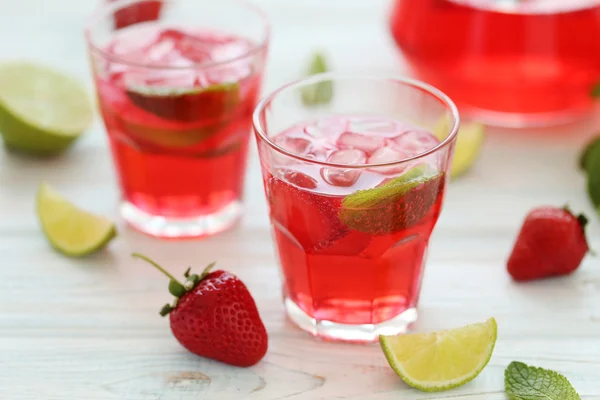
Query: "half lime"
0 62 93 155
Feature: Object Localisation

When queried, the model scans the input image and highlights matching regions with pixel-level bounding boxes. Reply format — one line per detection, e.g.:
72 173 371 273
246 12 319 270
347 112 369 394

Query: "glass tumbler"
253 74 459 341
85 0 269 238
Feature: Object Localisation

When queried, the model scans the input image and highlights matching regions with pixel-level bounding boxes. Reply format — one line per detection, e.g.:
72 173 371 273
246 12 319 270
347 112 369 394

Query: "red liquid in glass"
262 116 446 324
95 26 261 220
390 0 600 121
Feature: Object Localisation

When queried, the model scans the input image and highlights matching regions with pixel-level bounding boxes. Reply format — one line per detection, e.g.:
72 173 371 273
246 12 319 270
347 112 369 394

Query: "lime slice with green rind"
338 165 444 235
126 81 240 123
380 318 497 392
434 116 485 178
37 183 117 257
0 62 93 155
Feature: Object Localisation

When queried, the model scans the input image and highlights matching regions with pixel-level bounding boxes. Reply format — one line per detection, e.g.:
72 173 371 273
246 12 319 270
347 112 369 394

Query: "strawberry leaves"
132 253 216 315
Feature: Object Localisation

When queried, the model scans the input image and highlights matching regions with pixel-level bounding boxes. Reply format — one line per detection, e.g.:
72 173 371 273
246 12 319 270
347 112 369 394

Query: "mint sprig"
301 52 333 106
505 362 581 400
580 136 600 209
579 137 600 171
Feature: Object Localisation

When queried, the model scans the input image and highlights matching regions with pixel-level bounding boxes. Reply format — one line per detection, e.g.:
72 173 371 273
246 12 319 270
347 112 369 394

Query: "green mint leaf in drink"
505 361 581 400
339 165 444 235
579 136 600 171
301 52 333 106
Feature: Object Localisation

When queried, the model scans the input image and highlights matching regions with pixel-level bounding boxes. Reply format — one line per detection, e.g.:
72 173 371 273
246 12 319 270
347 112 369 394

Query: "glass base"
284 297 418 343
462 106 590 128
120 200 243 239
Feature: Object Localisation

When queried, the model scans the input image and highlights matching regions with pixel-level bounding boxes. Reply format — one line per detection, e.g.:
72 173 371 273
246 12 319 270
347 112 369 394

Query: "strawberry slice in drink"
339 165 445 235
112 0 163 29
267 169 351 252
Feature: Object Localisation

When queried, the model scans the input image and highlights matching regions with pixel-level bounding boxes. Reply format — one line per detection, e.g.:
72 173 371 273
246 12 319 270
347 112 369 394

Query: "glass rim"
84 0 271 71
252 73 460 170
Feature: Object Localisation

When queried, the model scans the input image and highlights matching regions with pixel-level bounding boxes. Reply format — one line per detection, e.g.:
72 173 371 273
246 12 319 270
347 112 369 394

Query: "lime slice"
126 81 239 123
434 116 485 178
37 183 116 257
380 317 497 392
338 165 444 235
0 62 93 155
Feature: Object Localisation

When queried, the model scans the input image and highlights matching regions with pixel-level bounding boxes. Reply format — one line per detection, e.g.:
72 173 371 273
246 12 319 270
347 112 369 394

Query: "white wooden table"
1 0 600 398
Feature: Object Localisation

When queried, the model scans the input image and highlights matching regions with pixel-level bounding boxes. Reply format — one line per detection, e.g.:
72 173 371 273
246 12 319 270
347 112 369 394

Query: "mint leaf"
338 165 444 235
301 52 333 106
585 138 600 208
505 362 581 400
579 137 600 171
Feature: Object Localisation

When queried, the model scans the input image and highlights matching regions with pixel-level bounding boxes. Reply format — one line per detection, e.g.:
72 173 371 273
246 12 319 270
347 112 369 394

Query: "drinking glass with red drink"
253 74 459 341
86 0 269 238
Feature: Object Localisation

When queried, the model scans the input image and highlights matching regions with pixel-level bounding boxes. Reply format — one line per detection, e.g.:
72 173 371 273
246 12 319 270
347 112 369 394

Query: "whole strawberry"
133 253 268 367
507 206 590 281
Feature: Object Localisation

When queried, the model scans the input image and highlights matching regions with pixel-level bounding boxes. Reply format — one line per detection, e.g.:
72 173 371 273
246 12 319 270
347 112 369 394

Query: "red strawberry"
112 0 163 29
507 206 590 281
133 253 268 367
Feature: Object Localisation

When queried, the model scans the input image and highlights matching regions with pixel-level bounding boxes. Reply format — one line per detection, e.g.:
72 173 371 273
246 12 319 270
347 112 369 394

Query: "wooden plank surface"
1 0 599 398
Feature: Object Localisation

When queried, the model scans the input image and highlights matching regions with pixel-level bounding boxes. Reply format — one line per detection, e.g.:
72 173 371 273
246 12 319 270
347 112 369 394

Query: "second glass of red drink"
253 74 459 341
85 0 269 238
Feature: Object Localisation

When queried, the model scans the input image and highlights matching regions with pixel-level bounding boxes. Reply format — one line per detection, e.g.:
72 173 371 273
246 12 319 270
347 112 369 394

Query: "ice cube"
349 118 399 136
168 30 216 63
270 134 312 165
367 146 410 175
274 136 311 154
389 130 440 156
305 116 348 138
279 169 318 189
321 149 367 187
205 62 252 85
337 132 386 155
210 41 252 63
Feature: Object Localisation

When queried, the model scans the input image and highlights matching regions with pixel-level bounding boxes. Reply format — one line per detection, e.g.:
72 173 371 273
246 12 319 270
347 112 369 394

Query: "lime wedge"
126 81 240 123
434 116 485 178
339 165 444 235
0 62 93 155
37 183 116 257
380 318 497 392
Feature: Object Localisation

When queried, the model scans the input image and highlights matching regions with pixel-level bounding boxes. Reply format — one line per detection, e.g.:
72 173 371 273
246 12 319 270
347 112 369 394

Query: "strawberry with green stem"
507 206 590 281
132 253 268 367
